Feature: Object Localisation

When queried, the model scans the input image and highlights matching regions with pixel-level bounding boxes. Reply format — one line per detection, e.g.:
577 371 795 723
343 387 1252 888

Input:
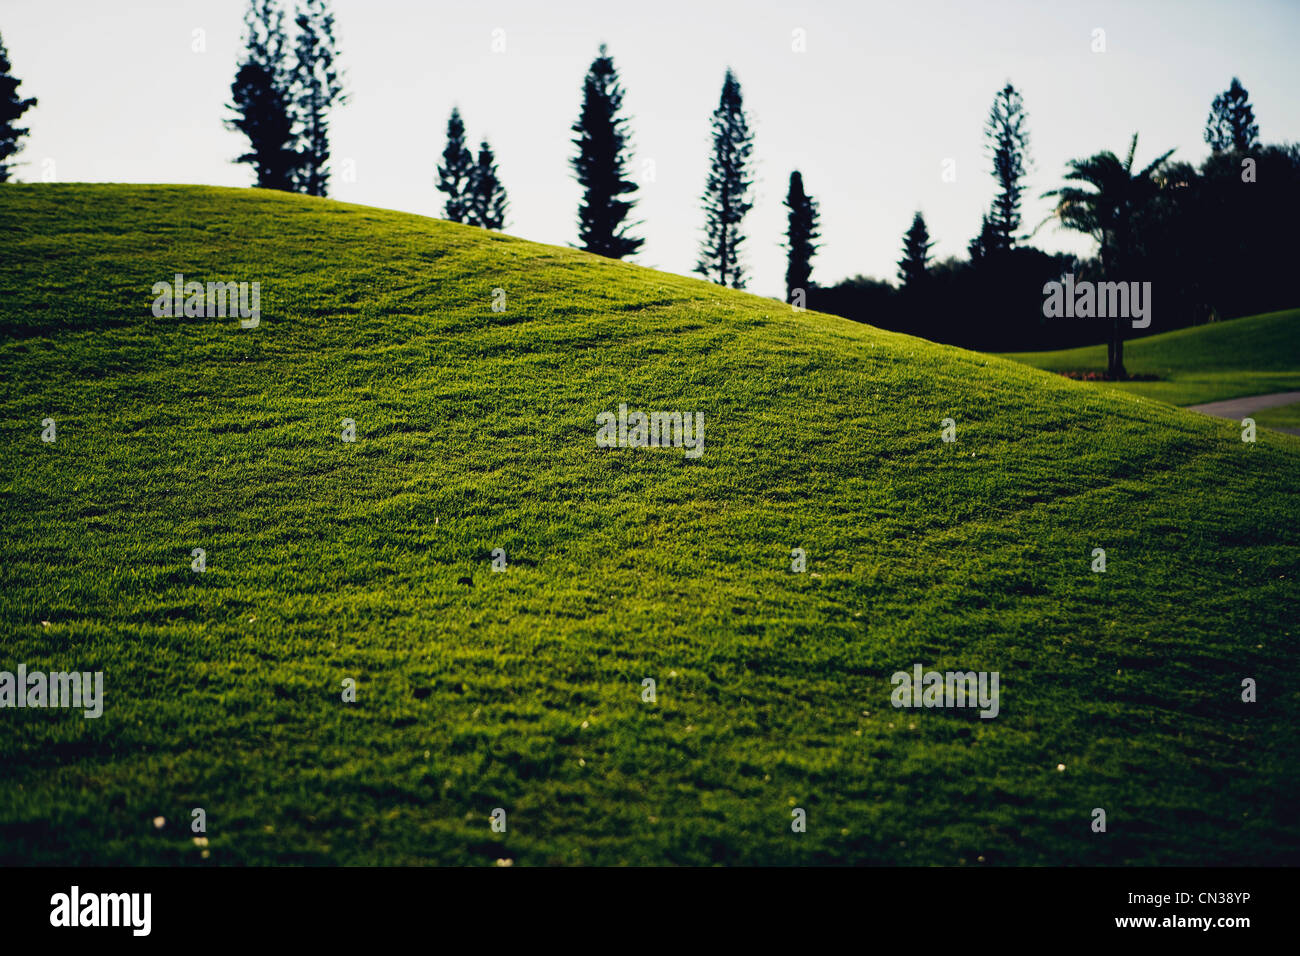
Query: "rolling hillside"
1002 308 1300 406
1 184 1298 866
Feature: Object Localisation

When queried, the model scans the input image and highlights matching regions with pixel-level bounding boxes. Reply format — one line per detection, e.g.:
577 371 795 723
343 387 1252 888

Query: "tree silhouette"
1205 77 1259 153
967 213 998 265
783 171 820 304
436 107 473 223
226 1 296 190
466 141 508 230
0 32 37 183
695 69 754 288
291 0 347 196
571 44 642 258
1043 133 1174 378
897 212 934 290
983 83 1030 254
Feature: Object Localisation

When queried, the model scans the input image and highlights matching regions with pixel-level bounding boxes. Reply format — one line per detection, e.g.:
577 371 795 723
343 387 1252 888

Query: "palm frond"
1124 133 1138 172
1138 149 1176 181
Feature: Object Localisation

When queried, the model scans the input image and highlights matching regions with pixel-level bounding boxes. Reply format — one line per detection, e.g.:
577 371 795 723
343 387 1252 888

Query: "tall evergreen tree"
571 44 642 258
897 212 934 290
291 0 347 196
436 107 473 222
0 33 37 183
982 82 1030 253
1204 77 1260 153
466 141 509 230
226 0 296 191
967 213 997 264
782 171 820 304
695 69 754 288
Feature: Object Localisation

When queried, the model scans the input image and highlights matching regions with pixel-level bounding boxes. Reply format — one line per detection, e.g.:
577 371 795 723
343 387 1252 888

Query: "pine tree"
897 212 934 290
783 171 820 304
466 141 509 230
695 69 754 288
967 214 997 264
436 107 473 222
226 0 297 191
0 33 37 183
983 83 1030 253
1205 78 1260 153
571 44 643 258
291 0 347 196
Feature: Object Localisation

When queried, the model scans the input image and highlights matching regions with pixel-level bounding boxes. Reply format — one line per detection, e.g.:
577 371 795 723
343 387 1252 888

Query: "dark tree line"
813 76 1297 367
226 0 347 196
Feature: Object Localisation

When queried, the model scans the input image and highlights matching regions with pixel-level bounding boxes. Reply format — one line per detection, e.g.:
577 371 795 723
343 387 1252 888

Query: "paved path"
1186 391 1300 435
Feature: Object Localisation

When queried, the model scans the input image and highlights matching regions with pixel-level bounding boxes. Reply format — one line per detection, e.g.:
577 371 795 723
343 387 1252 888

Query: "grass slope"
2 184 1298 866
1002 308 1300 406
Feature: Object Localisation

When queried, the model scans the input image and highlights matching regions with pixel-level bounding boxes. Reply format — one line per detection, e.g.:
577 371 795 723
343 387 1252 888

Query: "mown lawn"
1254 400 1300 432
1 184 1298 866
1002 308 1300 406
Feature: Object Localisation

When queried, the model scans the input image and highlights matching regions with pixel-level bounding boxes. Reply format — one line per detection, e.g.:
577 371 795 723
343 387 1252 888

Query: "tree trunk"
1101 241 1126 379
1110 314 1127 379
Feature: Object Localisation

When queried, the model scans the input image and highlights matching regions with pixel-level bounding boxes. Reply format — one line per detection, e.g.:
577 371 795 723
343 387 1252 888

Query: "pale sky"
4 0 1299 297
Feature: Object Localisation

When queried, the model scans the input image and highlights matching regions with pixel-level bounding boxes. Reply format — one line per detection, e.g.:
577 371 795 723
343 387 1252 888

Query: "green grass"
1253 401 1300 432
1002 308 1300 405
2 184 1298 866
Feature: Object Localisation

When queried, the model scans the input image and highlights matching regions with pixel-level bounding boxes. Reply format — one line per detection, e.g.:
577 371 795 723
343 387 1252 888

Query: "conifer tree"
466 141 509 230
226 0 296 190
1204 77 1260 153
695 69 754 288
897 211 934 290
436 107 473 222
291 0 347 196
783 171 820 304
968 214 997 264
0 33 36 183
983 83 1030 253
571 44 643 258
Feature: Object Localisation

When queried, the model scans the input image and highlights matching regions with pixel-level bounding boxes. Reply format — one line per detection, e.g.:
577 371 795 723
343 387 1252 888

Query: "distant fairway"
1002 308 1300 406
2 185 1298 866
1255 399 1300 432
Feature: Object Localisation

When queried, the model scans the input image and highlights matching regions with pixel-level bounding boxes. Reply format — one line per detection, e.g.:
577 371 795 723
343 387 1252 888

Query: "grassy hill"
2 184 1298 866
1002 308 1300 406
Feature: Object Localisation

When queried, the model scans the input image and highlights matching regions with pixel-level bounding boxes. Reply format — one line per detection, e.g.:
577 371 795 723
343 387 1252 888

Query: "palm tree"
1043 134 1174 378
